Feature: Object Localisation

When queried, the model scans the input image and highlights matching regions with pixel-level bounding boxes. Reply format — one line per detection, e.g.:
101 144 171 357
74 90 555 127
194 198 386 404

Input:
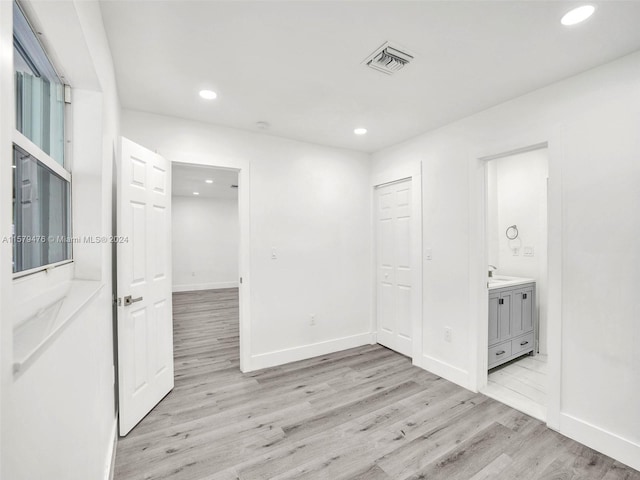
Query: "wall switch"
310 314 316 326
444 327 452 343
271 247 277 260
425 248 433 260
523 246 534 257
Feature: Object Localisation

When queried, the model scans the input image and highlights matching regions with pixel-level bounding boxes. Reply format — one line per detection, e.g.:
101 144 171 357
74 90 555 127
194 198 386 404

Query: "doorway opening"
171 162 241 369
481 147 549 421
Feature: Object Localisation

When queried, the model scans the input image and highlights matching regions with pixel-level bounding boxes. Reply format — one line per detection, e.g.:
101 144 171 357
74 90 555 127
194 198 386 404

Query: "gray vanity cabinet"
488 282 536 369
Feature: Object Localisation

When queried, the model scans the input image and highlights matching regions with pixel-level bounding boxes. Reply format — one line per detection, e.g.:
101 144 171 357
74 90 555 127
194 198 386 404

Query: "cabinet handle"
496 350 506 356
520 341 528 346
522 293 527 299
499 298 504 305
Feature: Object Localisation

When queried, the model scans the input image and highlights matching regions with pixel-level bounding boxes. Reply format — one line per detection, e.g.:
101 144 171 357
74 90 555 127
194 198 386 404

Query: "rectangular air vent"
363 42 414 75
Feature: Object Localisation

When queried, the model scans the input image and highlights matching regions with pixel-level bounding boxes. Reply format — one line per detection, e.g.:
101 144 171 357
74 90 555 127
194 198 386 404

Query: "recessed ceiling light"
199 89 217 100
193 191 200 195
354 127 367 135
561 5 595 26
205 179 213 184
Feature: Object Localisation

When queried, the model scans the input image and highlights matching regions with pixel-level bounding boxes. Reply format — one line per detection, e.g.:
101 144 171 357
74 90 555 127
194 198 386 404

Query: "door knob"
124 295 143 306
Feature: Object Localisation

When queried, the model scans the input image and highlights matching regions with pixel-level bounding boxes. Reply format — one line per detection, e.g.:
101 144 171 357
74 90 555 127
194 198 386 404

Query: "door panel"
522 287 534 333
498 292 511 342
397 284 412 339
488 294 500 345
511 291 525 337
376 179 412 357
117 137 174 436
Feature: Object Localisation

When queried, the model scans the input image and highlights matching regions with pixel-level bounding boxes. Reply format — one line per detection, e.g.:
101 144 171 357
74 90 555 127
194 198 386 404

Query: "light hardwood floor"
484 354 548 421
114 289 640 480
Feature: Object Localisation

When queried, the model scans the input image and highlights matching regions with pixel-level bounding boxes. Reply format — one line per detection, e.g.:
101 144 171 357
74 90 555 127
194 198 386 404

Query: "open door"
117 137 174 435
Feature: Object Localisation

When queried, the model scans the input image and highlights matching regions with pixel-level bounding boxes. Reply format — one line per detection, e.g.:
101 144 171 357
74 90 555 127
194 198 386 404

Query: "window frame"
12 0 72 280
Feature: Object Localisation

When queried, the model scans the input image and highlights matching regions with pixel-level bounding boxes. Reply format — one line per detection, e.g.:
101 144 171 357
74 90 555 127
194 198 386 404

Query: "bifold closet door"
375 178 412 357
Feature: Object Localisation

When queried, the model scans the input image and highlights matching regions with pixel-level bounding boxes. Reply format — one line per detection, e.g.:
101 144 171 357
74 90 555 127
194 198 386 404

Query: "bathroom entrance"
481 146 549 421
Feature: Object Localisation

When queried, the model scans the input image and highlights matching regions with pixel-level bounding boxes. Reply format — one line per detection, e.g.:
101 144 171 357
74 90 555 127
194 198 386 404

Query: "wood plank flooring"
484 354 548 421
114 289 640 480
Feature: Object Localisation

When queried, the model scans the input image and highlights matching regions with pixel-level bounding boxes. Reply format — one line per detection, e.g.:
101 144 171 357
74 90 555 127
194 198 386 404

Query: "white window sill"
13 279 104 375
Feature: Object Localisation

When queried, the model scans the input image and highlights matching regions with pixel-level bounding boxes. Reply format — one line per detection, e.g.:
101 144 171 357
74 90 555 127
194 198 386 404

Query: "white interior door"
375 178 413 357
117 137 174 435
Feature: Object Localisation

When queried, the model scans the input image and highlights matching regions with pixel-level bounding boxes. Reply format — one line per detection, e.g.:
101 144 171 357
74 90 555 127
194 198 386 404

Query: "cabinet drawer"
488 342 512 367
512 332 534 355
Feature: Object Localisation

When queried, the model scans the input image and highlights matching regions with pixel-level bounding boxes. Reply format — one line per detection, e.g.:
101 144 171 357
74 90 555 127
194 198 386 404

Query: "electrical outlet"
310 314 316 326
444 327 452 343
523 246 534 257
271 247 277 260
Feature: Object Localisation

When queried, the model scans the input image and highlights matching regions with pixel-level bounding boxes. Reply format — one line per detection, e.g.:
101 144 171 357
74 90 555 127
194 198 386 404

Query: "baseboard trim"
559 413 640 471
421 354 471 390
248 332 374 372
172 281 238 293
105 419 117 480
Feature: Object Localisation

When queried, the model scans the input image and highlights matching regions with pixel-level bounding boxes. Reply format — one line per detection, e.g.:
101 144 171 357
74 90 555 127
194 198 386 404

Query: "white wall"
372 51 640 470
172 195 239 292
1 2 120 479
488 149 548 352
123 110 373 369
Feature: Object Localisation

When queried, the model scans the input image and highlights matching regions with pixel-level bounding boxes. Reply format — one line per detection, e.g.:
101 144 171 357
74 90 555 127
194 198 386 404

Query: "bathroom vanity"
488 276 536 369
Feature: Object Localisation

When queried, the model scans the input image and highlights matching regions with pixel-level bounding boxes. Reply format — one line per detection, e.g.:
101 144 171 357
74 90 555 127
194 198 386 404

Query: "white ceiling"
172 164 238 200
101 1 640 153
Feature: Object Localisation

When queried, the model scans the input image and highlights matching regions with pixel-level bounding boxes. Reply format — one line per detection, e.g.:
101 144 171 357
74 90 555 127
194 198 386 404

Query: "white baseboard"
172 281 238 293
248 332 374 371
421 354 472 390
104 419 117 480
559 413 640 472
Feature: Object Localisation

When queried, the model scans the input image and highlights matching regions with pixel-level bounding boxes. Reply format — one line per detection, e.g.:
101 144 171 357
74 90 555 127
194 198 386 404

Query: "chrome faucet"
488 265 497 278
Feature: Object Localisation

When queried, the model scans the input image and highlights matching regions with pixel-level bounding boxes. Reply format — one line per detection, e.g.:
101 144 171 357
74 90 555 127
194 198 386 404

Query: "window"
12 1 71 275
12 145 71 272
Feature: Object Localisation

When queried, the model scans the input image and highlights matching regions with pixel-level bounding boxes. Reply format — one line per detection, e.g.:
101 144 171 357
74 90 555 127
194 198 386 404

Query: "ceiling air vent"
363 42 414 75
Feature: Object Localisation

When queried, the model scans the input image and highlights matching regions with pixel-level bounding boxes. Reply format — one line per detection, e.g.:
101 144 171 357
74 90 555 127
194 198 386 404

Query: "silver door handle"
124 295 143 306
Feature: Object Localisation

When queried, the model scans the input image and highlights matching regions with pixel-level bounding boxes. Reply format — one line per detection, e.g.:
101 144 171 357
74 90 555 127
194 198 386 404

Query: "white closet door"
376 178 412 357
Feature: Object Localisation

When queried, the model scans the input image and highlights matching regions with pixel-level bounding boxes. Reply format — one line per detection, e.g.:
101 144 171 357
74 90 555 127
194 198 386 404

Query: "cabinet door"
498 291 512 342
521 286 534 333
488 293 500 346
511 286 534 336
511 290 525 337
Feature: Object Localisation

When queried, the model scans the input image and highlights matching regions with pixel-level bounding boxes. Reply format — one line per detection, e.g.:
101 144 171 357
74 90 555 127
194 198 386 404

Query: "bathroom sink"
488 275 516 283
488 275 535 289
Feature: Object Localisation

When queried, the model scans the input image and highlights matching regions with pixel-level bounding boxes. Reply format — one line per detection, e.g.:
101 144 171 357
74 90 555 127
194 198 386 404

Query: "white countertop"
488 275 535 290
